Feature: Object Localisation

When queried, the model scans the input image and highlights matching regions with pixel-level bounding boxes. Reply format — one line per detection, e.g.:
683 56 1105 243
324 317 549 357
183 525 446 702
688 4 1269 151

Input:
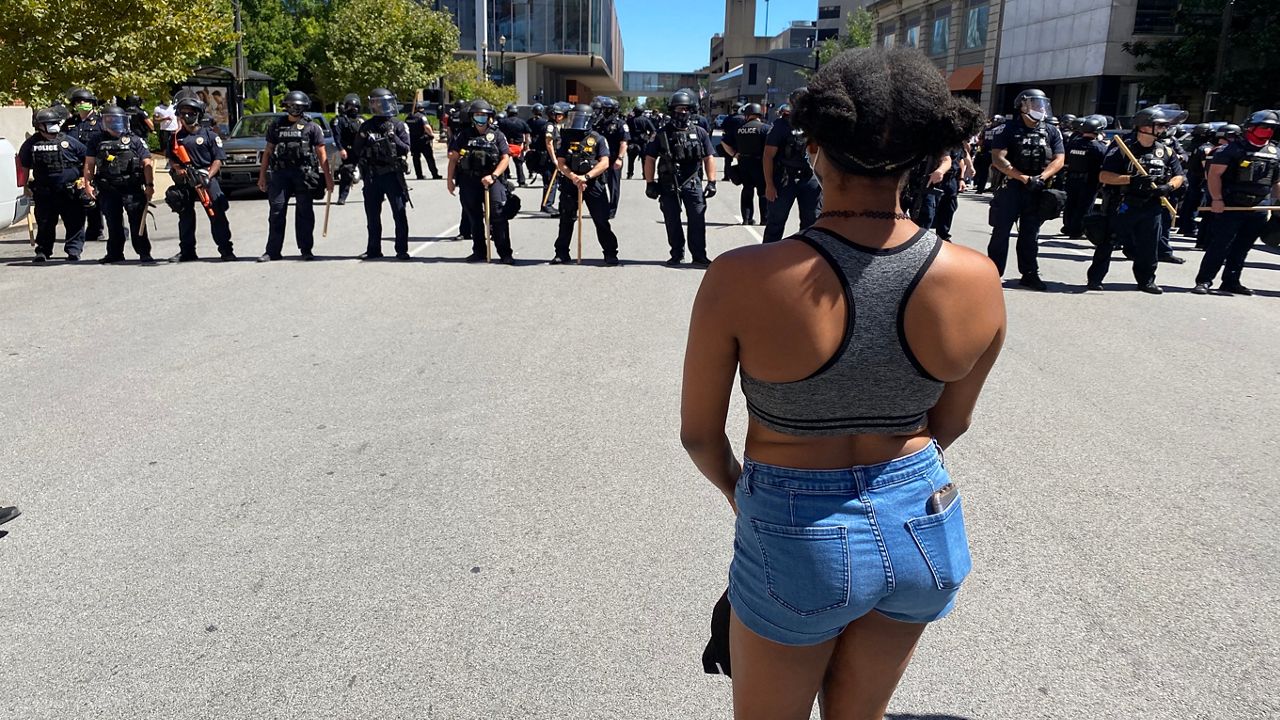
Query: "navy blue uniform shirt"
166 125 226 169
991 119 1064 174
19 133 87 189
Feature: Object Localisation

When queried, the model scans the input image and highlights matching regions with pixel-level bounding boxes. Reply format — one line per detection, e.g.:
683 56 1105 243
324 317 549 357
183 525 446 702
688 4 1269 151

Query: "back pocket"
906 498 973 591
751 519 850 616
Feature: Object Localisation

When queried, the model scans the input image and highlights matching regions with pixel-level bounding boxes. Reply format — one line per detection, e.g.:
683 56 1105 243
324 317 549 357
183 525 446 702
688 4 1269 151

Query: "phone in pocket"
926 483 959 514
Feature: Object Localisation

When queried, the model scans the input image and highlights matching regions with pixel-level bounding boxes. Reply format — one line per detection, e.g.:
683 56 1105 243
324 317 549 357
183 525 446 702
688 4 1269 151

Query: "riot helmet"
1132 106 1173 138
100 105 129 136
1046 116 1060 126
1217 124 1242 142
550 102 571 120
1244 109 1279 145
173 91 204 126
1061 113 1078 129
1014 89 1052 123
1191 123 1214 140
596 96 619 117
367 88 398 117
1149 104 1190 126
565 104 594 132
415 100 430 113
68 87 96 114
531 103 545 117
33 108 63 136
122 95 143 112
742 103 763 119
992 114 1006 124
505 103 519 117
282 90 310 118
1078 115 1107 135
777 103 792 117
668 89 697 128
341 93 361 116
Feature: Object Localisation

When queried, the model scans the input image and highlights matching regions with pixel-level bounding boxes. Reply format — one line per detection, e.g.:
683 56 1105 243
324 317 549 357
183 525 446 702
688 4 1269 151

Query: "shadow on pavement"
886 714 974 720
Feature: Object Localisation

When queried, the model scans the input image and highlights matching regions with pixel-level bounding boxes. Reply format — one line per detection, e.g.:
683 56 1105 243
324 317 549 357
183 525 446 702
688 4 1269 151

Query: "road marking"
410 225 460 256
733 215 764 244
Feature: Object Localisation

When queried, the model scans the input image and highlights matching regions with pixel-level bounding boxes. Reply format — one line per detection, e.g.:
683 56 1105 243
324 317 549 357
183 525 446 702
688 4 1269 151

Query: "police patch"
296 123 304 130
215 137 223 147
60 141 69 148
1155 147 1165 158
486 133 495 142
196 137 205 145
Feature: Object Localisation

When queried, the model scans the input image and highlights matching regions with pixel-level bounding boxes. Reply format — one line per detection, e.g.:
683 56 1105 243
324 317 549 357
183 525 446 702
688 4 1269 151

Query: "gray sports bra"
740 225 946 436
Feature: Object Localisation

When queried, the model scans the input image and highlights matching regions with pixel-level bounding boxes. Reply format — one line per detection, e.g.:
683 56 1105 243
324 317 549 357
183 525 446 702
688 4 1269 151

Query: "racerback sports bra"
740 225 946 436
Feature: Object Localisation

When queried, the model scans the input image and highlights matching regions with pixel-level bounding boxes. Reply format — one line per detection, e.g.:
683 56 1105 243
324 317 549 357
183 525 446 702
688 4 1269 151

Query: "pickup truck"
0 135 33 230
219 112 342 198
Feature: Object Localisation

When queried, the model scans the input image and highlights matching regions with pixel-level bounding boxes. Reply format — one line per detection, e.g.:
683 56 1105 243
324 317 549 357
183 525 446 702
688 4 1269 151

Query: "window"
1134 0 1178 34
883 33 896 48
906 25 920 48
818 5 841 20
963 2 988 51
748 63 758 85
930 16 949 55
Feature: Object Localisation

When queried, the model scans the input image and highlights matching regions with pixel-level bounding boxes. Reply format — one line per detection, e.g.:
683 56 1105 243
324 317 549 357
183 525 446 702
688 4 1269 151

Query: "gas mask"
178 111 199 127
345 107 359 118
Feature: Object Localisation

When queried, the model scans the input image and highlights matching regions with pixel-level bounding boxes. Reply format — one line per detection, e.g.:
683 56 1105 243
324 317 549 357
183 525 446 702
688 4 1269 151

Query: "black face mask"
179 112 199 126
671 111 690 128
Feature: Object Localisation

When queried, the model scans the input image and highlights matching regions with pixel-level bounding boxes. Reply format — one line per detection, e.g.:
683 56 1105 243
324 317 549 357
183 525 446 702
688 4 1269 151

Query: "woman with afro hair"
681 47 1007 719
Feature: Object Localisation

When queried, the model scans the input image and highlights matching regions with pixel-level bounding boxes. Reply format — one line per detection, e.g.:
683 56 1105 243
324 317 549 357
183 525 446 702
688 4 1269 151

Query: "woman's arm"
927 326 1004 450
681 260 742 510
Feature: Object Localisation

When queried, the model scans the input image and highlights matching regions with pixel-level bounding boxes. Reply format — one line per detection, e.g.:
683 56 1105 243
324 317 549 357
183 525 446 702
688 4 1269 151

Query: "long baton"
576 184 585 265
542 167 560 207
1112 136 1178 217
1196 206 1276 212
484 187 492 263
26 204 35 248
322 189 332 237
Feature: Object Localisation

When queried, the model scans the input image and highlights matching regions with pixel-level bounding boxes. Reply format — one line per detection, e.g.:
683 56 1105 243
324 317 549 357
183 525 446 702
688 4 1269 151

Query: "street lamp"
499 35 507 86
765 76 773 118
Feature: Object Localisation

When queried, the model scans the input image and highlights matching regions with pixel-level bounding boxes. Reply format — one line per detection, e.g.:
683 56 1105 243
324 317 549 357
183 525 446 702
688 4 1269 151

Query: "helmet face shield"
368 96 398 117
1020 96 1052 122
103 115 128 135
567 110 593 131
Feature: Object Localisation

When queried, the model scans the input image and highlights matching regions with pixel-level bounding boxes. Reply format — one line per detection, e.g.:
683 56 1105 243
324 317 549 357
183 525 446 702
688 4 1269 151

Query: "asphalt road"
1 162 1277 720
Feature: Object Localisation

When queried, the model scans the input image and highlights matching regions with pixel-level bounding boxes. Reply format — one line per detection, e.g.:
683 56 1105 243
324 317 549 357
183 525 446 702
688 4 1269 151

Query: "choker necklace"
818 209 911 221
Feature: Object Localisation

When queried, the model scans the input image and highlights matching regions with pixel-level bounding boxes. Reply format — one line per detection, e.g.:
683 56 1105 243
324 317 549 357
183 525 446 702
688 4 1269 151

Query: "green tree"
215 0 330 90
1124 0 1280 113
315 0 458 103
0 0 234 106
815 8 875 68
441 59 518 108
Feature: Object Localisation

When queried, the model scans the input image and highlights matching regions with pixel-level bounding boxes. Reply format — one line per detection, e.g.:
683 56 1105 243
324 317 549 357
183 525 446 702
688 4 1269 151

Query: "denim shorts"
728 442 972 646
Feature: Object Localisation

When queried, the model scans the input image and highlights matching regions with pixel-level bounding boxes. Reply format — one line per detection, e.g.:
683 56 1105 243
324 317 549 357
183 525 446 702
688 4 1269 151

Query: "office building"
868 0 1003 110
817 1 876 41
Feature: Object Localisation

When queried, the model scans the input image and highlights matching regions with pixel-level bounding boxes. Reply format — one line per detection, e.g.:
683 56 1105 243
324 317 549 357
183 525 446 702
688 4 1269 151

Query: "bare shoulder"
926 240 1003 299
701 239 824 309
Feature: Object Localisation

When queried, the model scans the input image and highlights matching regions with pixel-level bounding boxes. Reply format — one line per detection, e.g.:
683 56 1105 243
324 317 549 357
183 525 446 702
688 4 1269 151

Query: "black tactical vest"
96 136 144 189
1065 137 1098 175
271 120 317 170
1223 140 1280 203
360 122 399 175
1120 140 1172 203
560 132 599 175
778 128 811 171
30 136 75 185
457 130 501 177
735 120 767 158
1011 126 1051 175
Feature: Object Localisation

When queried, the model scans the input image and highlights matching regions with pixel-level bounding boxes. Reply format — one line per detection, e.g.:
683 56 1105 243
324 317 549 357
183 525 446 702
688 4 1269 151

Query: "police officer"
18 108 88 262
920 146 967 241
1193 124 1242 250
525 103 549 188
1176 123 1216 238
722 103 770 225
987 89 1065 290
83 105 155 264
762 101 821 244
1060 114 1108 238
1193 110 1280 296
353 88 412 259
540 102 571 215
256 90 332 261
973 115 1004 194
591 97 628 218
448 99 514 264
550 104 620 265
644 89 716 268
1060 114 1078 144
719 104 746 183
1088 107 1185 294
63 88 104 244
626 106 655 179
497 104 531 187
122 95 154 140
407 100 442 180
332 94 363 205
166 93 235 262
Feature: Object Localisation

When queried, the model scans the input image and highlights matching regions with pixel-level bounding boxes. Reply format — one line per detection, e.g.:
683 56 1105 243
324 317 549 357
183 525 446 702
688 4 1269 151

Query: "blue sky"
617 0 817 73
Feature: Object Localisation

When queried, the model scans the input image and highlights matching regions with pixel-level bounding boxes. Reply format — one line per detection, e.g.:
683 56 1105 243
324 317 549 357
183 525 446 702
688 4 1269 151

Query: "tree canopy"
441 59 518 108
815 8 874 68
315 0 458 103
0 0 234 106
1124 0 1280 114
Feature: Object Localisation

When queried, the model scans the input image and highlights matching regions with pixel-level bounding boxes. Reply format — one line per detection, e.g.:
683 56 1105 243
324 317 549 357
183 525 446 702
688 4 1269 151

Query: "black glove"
1156 183 1174 197
645 181 661 199
1025 176 1046 192
704 181 717 198
1128 175 1157 195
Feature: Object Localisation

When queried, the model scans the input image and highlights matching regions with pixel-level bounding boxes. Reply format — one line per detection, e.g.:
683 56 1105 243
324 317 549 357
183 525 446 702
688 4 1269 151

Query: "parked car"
0 135 32 230
219 112 341 198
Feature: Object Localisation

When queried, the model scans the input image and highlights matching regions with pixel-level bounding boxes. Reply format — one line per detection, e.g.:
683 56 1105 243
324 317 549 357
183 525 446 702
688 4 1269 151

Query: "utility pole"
1206 0 1234 120
233 0 247 120
476 0 487 82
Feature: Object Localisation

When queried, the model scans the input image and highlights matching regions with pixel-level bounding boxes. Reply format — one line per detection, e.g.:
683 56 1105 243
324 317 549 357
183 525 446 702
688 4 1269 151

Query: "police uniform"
986 119 1064 279
526 113 551 187
407 109 441 180
762 114 821 244
1088 133 1183 289
264 115 326 258
18 132 88 260
645 122 715 263
1177 138 1214 238
973 121 1000 193
924 148 965 241
541 118 563 213
593 112 629 217
719 112 745 182
1061 134 1108 237
449 125 514 262
626 113 655 179
65 111 104 243
553 130 619 262
166 124 234 260
332 112 363 203
729 117 771 224
1195 137 1280 292
353 116 412 257
91 132 153 261
496 114 531 186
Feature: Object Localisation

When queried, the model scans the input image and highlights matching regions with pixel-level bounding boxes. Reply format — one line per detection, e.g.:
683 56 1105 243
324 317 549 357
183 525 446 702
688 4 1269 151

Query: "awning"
948 66 983 92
